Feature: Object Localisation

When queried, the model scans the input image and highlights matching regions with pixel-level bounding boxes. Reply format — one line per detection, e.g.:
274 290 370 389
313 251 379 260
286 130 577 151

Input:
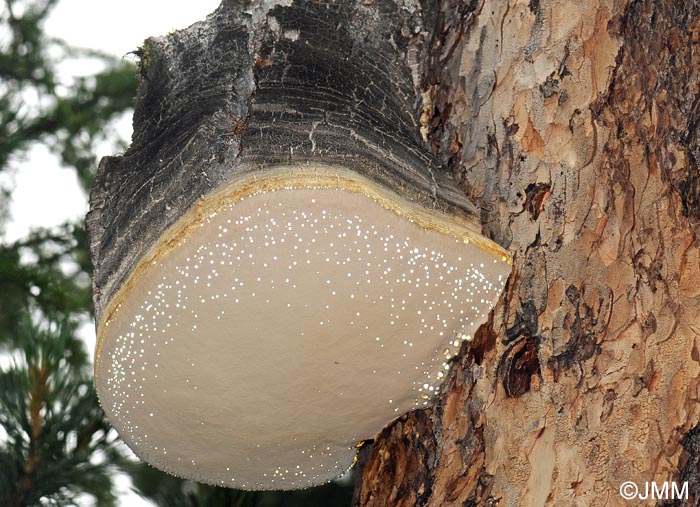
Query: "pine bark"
355 0 700 506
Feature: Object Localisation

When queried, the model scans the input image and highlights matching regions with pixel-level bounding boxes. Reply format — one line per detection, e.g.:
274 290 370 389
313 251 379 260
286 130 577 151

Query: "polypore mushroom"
88 0 511 491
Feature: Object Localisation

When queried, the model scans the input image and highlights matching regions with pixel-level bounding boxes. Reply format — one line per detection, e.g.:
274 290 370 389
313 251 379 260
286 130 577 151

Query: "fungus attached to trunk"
88 0 511 491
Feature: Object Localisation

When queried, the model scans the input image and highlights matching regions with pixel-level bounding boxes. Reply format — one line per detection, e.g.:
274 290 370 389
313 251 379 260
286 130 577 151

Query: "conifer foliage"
0 319 122 507
0 0 136 505
0 1 353 505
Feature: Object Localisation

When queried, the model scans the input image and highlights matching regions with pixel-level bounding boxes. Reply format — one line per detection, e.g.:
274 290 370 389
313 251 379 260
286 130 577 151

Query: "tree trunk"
356 0 700 506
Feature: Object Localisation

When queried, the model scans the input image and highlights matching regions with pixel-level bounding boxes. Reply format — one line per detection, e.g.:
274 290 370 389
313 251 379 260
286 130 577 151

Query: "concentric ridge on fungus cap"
94 167 511 490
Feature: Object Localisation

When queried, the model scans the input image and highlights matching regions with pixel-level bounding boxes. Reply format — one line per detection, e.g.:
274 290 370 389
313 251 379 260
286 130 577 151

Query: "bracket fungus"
88 0 511 491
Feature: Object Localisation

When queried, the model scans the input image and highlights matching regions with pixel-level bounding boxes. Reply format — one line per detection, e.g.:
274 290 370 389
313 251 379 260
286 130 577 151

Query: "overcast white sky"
3 1 220 504
46 0 221 57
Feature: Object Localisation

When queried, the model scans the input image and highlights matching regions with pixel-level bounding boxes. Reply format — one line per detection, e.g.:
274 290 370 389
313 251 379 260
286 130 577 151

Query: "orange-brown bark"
356 0 700 505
